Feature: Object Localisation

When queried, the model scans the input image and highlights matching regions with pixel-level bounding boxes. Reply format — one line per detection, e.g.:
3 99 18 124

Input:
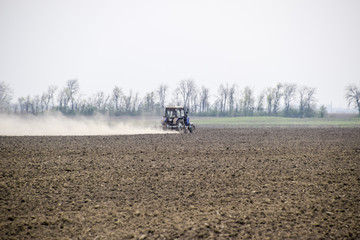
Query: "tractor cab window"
166 109 175 118
166 110 171 117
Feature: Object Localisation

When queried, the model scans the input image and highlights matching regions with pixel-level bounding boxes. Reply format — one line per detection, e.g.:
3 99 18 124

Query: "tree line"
0 79 359 117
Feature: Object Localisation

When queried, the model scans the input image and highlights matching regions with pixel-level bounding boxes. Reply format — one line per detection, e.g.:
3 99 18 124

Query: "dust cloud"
0 114 168 136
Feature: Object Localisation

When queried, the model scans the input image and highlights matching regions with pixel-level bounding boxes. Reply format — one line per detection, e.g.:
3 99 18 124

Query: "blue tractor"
161 106 195 133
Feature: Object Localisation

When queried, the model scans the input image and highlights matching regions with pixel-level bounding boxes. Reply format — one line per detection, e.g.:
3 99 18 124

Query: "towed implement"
161 106 195 133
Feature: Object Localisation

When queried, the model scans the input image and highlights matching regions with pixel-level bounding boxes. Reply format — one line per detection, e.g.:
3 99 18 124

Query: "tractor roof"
165 106 184 109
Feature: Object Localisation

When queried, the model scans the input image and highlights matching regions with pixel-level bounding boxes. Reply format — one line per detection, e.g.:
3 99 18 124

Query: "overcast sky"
1 0 359 109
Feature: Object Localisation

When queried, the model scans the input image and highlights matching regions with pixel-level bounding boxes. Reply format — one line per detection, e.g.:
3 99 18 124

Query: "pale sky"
1 0 360 109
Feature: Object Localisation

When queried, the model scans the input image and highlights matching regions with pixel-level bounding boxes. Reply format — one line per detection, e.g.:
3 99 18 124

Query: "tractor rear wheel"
189 124 195 133
178 120 187 133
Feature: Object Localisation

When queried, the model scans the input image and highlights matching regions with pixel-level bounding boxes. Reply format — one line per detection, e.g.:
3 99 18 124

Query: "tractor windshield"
165 108 184 118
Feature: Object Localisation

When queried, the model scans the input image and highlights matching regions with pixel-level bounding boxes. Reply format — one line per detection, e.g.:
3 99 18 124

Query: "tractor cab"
165 107 185 125
161 106 194 133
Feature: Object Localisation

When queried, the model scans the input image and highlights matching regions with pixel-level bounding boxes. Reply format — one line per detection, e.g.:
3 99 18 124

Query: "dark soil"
1 128 360 239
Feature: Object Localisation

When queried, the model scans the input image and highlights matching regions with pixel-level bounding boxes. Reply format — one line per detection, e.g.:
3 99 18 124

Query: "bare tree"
266 87 274 114
18 97 26 113
213 98 222 112
57 88 68 110
121 90 140 113
0 81 13 112
189 86 199 113
283 83 297 116
345 84 360 115
41 85 57 111
66 79 80 111
76 98 88 114
298 86 316 118
256 90 265 113
47 85 57 111
123 91 133 112
32 95 41 115
112 86 123 112
132 92 140 112
156 84 168 109
200 86 210 112
218 83 229 112
228 84 236 112
40 93 47 112
241 86 255 116
171 89 181 106
178 79 196 108
298 86 307 118
93 91 110 112
304 87 316 117
272 83 283 115
144 91 156 112
25 95 32 113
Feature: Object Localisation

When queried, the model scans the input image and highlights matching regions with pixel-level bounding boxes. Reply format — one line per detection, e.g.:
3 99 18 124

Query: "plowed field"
1 128 360 239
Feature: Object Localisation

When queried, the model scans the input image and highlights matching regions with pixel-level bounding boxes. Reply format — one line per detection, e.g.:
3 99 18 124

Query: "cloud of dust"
0 113 170 136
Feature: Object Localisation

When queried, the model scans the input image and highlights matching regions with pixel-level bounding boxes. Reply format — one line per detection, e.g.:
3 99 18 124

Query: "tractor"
161 106 195 133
